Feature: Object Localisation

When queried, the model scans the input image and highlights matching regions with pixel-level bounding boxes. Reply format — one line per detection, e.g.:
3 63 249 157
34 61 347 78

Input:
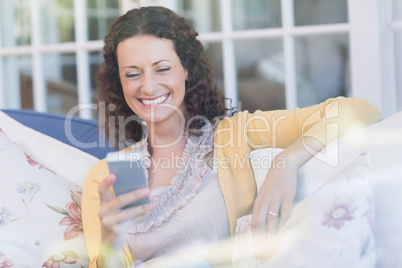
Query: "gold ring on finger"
268 211 278 217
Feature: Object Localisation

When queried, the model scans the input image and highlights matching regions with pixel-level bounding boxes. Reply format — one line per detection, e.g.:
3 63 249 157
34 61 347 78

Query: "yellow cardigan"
82 97 381 267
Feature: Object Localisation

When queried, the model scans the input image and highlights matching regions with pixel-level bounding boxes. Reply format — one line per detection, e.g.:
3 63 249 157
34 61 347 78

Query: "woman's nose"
141 72 157 96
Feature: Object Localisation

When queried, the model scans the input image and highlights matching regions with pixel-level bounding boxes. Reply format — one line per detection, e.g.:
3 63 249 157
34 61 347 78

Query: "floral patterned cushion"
233 152 375 268
0 127 89 267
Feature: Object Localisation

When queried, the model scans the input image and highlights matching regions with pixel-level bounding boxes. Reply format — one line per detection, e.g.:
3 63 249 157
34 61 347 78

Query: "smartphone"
106 152 149 209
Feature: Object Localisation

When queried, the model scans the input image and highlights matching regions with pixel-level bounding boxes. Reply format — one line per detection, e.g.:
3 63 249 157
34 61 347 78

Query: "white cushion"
0 111 99 187
355 112 402 268
0 112 99 267
238 112 402 267
248 148 284 192
233 153 375 268
301 112 402 268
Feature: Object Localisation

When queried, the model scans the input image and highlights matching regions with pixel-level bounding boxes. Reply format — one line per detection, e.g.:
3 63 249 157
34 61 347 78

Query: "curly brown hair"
97 6 227 149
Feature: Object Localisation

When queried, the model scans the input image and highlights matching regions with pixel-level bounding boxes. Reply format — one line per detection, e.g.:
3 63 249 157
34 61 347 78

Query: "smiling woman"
82 6 381 268
96 6 227 150
117 36 188 126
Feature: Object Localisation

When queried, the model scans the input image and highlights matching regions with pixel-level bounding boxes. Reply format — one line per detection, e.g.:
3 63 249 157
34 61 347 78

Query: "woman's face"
116 34 188 125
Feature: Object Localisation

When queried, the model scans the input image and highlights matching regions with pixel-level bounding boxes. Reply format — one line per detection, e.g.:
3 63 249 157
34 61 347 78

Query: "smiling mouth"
138 93 170 106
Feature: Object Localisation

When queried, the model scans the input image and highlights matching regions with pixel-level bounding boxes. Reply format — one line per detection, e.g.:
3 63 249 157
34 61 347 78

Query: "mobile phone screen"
107 152 149 209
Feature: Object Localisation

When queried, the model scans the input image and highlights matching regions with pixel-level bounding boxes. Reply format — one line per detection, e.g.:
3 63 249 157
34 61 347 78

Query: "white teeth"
141 95 168 106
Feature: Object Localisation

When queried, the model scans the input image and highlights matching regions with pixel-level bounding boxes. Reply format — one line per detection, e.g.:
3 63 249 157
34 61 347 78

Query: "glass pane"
43 53 78 115
294 0 348 26
0 0 31 47
87 0 120 41
126 0 162 8
1 56 33 109
106 0 120 8
176 0 221 33
395 31 402 112
235 39 286 112
202 42 224 93
41 0 75 44
89 51 104 119
295 35 350 108
393 0 402 20
232 0 282 31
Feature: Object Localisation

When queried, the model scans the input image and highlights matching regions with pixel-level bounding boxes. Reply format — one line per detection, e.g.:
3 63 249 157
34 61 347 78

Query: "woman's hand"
251 156 298 234
98 174 157 249
251 136 324 234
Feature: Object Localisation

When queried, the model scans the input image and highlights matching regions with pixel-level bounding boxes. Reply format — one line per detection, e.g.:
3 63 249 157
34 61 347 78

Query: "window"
0 0 399 118
173 0 351 112
0 0 120 119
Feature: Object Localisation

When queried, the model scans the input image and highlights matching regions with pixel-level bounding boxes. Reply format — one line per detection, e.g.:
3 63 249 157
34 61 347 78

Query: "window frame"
121 0 399 116
0 0 105 119
0 0 398 118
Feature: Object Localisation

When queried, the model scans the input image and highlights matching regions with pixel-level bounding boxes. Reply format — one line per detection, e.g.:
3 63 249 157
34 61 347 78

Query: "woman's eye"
126 73 140 78
157 67 171 73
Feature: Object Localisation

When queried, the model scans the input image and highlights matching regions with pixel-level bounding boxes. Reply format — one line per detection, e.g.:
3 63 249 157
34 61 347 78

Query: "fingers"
251 194 282 234
251 168 280 231
266 202 281 234
99 174 116 204
100 200 156 248
251 191 280 231
252 199 293 237
251 162 298 238
98 174 156 229
99 188 153 217
100 199 157 247
98 175 157 248
279 198 292 228
251 194 268 232
251 196 280 254
98 175 157 225
99 174 152 211
100 200 157 227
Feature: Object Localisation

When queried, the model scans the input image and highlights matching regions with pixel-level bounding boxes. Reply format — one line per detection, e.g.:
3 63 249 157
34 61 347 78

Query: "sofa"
232 111 402 268
0 110 115 267
0 109 401 268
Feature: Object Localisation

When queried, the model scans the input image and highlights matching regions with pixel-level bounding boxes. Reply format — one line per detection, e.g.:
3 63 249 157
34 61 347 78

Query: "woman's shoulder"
84 158 108 185
214 110 262 131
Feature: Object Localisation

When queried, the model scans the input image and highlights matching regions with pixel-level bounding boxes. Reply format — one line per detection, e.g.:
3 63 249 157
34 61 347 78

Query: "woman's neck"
146 115 187 156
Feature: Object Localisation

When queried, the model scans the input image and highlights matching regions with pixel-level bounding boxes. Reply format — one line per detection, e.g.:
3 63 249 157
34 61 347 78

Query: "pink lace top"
126 124 230 262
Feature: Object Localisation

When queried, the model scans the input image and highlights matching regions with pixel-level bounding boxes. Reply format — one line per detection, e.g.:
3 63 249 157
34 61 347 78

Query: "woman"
82 6 381 267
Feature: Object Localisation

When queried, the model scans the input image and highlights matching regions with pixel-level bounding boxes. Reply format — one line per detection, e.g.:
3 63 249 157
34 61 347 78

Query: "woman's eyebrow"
123 60 171 69
152 59 170 66
123 65 139 69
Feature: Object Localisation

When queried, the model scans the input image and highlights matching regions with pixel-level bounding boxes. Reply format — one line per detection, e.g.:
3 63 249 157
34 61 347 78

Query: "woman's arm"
215 97 381 235
82 159 156 267
249 97 381 232
82 160 112 267
243 97 381 150
251 136 323 232
97 174 155 267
